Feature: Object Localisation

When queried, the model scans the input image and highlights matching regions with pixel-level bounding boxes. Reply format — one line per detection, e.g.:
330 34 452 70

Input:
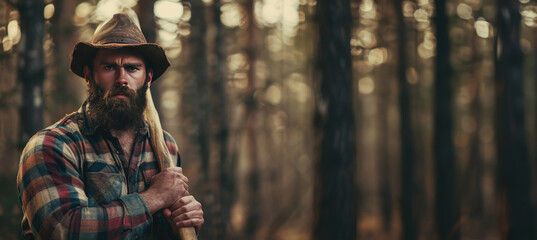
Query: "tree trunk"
495 0 536 239
312 0 356 239
189 0 214 238
49 0 79 121
244 0 260 238
378 0 394 231
433 0 459 239
19 0 45 144
466 29 483 219
393 2 417 240
210 0 233 239
136 0 157 43
136 0 162 113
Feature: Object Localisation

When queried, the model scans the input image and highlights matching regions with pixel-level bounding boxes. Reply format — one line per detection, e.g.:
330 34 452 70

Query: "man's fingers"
171 197 200 216
165 196 204 235
174 217 205 228
173 209 204 223
170 196 195 211
178 173 189 183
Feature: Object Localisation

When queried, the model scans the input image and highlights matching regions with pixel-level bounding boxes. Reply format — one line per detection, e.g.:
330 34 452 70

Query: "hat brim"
70 42 171 81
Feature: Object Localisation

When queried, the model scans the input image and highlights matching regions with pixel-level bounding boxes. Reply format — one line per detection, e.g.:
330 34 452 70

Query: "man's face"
84 49 154 130
89 49 152 92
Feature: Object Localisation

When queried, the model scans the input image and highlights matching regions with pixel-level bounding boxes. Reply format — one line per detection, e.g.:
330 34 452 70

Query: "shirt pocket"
85 172 126 205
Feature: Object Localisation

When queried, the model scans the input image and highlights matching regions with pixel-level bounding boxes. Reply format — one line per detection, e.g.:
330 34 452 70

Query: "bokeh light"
265 85 282 105
359 0 377 20
414 8 430 22
403 1 416 18
358 77 375 95
44 4 55 20
271 111 287 132
154 0 184 22
7 20 20 45
358 30 376 48
286 78 309 103
474 18 491 38
521 5 537 27
457 3 473 20
74 2 94 26
162 89 181 110
258 0 300 44
262 0 280 25
367 48 388 66
221 3 244 28
418 43 434 59
158 29 178 43
3 37 12 52
95 1 121 21
282 0 299 39
227 53 247 72
406 67 418 85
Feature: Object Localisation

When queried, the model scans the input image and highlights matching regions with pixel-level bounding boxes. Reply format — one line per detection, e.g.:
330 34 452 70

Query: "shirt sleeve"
17 129 152 240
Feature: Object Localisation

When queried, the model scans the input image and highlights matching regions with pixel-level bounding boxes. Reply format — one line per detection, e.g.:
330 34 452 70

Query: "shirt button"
116 150 120 154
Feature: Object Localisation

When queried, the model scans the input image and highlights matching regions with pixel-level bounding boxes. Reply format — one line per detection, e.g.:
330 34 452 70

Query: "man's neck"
110 127 137 160
110 127 137 140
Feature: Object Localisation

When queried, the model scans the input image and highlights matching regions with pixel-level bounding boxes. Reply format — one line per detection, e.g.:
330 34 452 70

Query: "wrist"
140 190 164 215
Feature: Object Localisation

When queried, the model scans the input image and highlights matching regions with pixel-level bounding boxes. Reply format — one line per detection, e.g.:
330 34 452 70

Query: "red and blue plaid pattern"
17 102 181 239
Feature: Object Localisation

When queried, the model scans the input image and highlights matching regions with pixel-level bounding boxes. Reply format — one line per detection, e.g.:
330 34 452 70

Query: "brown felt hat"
70 13 170 81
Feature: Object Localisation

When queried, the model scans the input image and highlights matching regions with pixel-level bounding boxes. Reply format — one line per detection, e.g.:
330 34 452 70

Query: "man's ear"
83 66 91 87
147 69 154 87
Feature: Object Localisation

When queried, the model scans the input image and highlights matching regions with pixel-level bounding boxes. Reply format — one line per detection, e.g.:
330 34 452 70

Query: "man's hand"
140 167 190 214
163 196 204 234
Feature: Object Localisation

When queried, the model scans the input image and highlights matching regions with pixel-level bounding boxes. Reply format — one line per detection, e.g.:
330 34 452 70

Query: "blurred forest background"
0 0 537 239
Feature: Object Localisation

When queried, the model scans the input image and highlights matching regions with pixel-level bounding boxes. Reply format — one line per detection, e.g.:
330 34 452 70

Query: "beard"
87 77 148 131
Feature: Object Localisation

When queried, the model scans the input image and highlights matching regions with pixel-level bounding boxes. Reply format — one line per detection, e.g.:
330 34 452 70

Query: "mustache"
104 85 137 99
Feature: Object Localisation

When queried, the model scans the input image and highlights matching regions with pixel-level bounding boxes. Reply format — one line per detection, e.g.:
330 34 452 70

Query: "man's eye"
104 65 114 70
125 66 138 71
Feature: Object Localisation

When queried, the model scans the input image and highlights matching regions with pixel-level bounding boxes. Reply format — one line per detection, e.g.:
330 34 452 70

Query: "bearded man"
17 13 203 239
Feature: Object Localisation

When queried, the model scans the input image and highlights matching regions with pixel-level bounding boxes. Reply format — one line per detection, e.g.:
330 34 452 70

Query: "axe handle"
145 91 198 240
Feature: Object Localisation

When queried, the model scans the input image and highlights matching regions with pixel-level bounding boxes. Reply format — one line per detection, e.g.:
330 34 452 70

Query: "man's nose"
116 67 128 86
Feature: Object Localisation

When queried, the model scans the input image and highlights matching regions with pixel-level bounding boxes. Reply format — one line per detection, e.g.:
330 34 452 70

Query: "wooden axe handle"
144 91 198 240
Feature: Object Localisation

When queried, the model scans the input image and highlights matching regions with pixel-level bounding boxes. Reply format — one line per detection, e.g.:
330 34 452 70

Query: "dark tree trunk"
466 30 483 219
244 0 260 238
312 0 356 239
210 0 233 239
378 0 394 231
495 0 536 239
378 64 392 230
49 0 78 119
19 0 45 144
189 0 214 238
136 0 162 113
433 0 459 239
393 2 417 240
190 0 210 191
136 0 157 43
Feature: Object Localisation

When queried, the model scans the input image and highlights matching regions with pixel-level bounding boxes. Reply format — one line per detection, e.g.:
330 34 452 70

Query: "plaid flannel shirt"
17 101 181 239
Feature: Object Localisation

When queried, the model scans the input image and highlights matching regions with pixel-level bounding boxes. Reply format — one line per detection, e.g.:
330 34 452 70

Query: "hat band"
96 37 145 45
